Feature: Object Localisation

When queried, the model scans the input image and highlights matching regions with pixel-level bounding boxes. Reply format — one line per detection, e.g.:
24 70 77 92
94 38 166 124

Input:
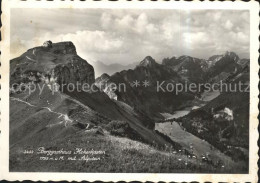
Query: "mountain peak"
208 51 240 67
138 56 157 67
223 51 239 61
50 41 77 54
27 41 77 55
162 57 178 66
95 73 110 84
11 41 95 87
100 73 110 80
144 56 154 60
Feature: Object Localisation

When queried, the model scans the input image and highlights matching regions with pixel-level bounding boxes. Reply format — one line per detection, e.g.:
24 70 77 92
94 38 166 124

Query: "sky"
11 8 249 65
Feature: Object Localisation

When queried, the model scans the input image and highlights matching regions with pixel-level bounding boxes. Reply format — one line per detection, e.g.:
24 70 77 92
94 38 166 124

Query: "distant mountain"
95 52 249 120
96 56 195 119
138 56 158 68
162 55 207 83
205 51 242 82
208 51 239 67
237 58 250 67
92 60 138 78
162 52 246 84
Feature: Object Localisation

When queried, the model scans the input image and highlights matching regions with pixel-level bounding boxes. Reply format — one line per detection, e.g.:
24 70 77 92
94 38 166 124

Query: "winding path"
10 97 73 127
25 56 37 62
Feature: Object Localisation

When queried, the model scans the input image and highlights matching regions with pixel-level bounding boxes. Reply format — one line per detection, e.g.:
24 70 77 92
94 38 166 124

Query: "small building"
43 40 53 48
213 107 234 122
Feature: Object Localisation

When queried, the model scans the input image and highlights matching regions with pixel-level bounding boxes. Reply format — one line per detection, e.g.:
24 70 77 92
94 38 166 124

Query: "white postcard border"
0 0 259 182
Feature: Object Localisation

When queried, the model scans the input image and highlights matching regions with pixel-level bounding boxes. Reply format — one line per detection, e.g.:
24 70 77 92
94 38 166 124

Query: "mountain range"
9 41 249 173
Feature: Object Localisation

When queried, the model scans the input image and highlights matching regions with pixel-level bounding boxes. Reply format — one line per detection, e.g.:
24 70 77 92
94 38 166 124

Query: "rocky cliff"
10 41 95 89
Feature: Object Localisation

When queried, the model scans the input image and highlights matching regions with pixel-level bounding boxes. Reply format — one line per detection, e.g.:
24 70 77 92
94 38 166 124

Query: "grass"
9 94 248 173
10 130 243 173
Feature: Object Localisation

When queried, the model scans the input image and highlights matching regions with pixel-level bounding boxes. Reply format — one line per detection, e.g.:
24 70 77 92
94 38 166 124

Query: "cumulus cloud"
115 14 135 30
101 12 112 29
61 31 123 53
224 20 234 30
213 12 222 21
183 32 213 49
11 9 250 64
229 31 249 45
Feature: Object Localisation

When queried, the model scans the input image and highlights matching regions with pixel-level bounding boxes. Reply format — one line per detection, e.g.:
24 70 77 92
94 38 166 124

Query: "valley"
155 88 248 172
9 41 249 173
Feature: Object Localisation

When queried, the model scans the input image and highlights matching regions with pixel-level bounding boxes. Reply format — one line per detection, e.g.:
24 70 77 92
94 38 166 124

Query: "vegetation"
178 92 249 162
106 120 145 142
106 120 130 137
10 132 244 173
154 130 183 151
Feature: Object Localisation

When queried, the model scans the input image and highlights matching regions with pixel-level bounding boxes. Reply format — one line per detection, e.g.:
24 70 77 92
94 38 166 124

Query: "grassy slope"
10 97 246 173
10 85 188 172
10 131 230 173
9 85 110 147
65 90 175 148
10 87 228 172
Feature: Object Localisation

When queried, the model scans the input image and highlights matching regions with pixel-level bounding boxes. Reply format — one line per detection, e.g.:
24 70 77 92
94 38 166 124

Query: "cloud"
213 12 222 21
183 32 213 49
112 13 158 36
185 17 201 27
115 14 135 30
229 31 249 45
61 31 123 53
224 20 234 30
135 13 149 33
101 12 112 29
10 36 28 57
11 9 250 64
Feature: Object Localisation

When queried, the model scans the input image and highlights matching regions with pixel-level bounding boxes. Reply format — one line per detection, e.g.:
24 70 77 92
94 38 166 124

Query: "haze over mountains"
92 61 139 78
10 41 249 173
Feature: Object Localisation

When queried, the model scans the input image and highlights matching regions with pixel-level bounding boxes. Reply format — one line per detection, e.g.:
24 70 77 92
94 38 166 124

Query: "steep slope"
10 83 111 147
64 88 175 146
10 41 98 146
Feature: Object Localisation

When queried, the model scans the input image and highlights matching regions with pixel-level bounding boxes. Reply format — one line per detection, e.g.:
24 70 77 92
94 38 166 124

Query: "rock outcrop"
95 73 118 100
